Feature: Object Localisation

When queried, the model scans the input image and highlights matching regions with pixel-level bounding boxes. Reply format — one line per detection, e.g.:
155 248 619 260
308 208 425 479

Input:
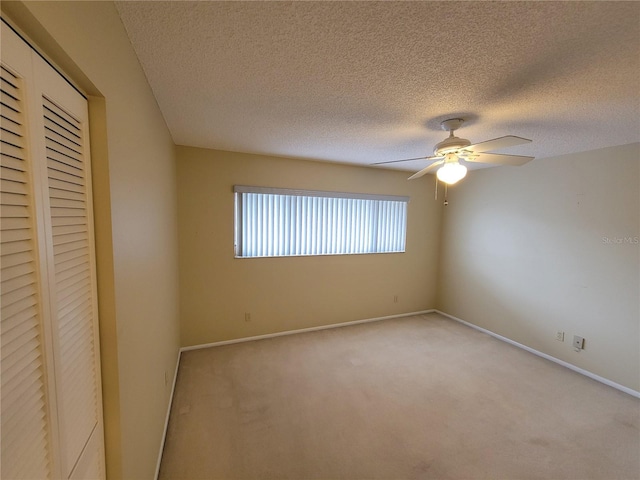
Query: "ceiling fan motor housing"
434 135 471 156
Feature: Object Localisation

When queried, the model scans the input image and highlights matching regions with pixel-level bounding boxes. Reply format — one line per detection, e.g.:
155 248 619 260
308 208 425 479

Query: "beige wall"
2 2 181 478
437 143 640 391
177 146 442 346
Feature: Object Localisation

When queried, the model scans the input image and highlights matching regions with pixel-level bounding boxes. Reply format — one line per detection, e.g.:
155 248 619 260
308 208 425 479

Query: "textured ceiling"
115 1 640 171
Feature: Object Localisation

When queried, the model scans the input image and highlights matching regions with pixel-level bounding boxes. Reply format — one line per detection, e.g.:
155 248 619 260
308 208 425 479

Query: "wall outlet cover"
573 335 584 350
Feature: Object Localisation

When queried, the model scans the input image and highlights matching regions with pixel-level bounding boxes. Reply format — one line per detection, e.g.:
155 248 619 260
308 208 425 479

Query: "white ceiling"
115 1 640 172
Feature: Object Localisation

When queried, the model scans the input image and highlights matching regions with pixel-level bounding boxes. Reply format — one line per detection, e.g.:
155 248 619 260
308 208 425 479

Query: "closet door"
33 51 104 480
1 26 57 480
1 21 105 480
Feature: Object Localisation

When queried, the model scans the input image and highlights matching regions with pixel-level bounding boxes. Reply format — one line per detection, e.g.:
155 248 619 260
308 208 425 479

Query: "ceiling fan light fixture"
436 155 467 185
375 117 534 183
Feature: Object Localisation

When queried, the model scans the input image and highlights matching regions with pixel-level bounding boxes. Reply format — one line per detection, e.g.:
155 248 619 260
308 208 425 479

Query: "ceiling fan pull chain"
435 174 438 200
444 183 449 206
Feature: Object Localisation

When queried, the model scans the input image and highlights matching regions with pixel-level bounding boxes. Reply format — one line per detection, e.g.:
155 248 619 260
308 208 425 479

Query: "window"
234 186 409 258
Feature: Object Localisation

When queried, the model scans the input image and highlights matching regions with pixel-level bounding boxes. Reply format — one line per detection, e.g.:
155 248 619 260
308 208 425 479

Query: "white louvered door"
1 21 105 480
1 29 57 480
36 54 104 480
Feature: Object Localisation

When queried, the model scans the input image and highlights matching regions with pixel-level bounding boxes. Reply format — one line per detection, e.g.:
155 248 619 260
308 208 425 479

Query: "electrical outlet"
556 331 564 342
245 312 251 322
573 335 584 351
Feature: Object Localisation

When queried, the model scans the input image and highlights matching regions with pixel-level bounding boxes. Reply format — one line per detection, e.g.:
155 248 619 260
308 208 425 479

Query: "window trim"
233 185 409 203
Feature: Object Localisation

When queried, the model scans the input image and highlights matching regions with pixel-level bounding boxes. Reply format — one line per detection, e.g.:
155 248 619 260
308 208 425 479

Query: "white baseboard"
155 348 182 480
435 310 640 399
180 309 436 353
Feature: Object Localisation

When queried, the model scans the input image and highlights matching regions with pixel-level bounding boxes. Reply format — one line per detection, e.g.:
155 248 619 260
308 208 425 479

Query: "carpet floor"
159 313 639 479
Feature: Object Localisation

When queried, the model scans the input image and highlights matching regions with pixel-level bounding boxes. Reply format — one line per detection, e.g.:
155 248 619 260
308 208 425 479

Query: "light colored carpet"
159 313 640 479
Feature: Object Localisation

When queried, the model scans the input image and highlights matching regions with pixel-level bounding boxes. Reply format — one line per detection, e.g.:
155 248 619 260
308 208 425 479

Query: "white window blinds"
234 186 409 258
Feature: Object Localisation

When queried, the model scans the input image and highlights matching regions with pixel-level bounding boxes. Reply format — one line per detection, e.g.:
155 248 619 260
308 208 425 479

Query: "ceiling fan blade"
465 152 534 166
408 160 443 180
371 155 440 166
465 135 532 153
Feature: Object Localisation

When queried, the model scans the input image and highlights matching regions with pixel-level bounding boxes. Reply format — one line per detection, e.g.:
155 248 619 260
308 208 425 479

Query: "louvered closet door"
32 51 104 480
1 26 56 480
1 21 104 480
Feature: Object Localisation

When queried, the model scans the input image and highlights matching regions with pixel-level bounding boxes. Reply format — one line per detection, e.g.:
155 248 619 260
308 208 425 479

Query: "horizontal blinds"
1 63 52 480
235 189 407 258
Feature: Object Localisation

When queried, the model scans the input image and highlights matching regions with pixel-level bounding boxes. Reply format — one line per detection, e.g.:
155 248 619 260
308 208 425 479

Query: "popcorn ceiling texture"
115 1 639 170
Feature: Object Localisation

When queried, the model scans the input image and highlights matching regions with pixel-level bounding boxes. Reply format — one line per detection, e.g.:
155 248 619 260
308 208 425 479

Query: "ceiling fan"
373 118 534 185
